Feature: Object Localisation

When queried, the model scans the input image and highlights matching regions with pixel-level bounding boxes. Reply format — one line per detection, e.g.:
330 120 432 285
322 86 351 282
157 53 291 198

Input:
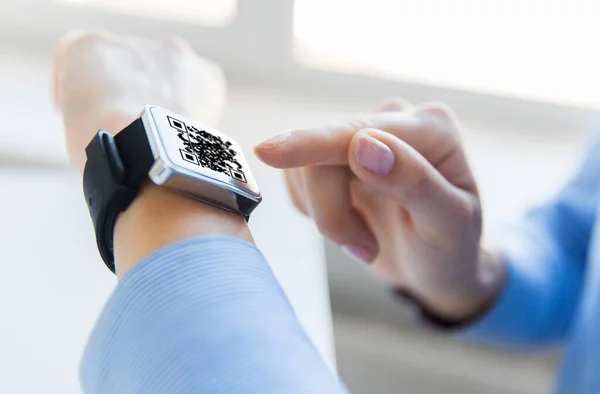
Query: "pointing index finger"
254 122 359 168
254 108 457 170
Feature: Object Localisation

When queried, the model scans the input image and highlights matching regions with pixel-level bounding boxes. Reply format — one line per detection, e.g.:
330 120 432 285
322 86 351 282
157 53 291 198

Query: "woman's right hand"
254 100 505 322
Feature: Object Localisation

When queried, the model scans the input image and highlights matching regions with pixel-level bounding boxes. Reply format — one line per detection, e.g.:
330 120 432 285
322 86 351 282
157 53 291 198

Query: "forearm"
80 131 343 392
54 32 342 393
81 236 345 394
79 113 345 393
113 183 252 276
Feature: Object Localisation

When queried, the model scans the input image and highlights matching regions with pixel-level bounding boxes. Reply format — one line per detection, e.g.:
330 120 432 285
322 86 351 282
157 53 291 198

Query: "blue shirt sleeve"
460 127 600 349
80 235 346 394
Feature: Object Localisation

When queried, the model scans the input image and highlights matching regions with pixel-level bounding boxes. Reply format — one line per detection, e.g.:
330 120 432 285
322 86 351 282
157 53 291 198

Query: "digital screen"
148 106 259 196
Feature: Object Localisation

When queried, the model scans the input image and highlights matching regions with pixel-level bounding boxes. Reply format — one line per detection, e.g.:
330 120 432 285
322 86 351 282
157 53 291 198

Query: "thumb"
348 129 475 231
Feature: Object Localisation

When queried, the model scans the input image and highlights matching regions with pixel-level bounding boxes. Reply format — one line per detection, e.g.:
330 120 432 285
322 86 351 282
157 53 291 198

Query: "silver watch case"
140 105 261 216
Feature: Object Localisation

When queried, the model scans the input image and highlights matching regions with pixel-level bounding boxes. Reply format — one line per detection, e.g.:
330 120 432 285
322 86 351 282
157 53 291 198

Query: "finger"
254 124 354 168
348 128 475 234
376 98 412 113
349 178 408 281
284 169 309 216
254 106 451 168
409 103 476 191
254 104 476 192
303 165 377 261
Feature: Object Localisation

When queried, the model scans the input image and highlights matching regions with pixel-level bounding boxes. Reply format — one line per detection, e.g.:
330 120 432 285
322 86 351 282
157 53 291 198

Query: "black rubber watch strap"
83 118 154 273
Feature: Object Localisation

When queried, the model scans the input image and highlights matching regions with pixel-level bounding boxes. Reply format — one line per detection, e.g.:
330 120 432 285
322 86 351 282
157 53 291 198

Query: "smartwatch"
82 105 262 273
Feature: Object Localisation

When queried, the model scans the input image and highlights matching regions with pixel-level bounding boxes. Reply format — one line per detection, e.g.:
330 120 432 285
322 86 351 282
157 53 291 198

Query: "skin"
254 100 506 322
53 30 251 277
55 30 504 323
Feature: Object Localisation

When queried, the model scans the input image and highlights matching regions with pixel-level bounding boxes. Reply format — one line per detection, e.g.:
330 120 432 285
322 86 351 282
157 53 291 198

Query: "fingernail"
355 134 394 174
256 132 291 149
341 245 373 264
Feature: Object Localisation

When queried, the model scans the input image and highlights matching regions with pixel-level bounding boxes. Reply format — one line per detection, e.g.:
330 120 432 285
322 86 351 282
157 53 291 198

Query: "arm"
54 31 346 394
460 127 600 348
81 160 344 394
81 193 344 393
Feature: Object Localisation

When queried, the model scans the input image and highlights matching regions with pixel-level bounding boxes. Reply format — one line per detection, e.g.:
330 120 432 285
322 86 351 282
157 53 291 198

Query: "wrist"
113 182 252 277
418 248 507 324
77 105 252 277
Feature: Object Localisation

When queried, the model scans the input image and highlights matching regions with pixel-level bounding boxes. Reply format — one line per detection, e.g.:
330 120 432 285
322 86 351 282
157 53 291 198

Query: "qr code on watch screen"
168 116 247 183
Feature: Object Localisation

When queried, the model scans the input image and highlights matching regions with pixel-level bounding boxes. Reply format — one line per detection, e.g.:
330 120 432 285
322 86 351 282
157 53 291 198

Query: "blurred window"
57 0 237 26
294 0 600 107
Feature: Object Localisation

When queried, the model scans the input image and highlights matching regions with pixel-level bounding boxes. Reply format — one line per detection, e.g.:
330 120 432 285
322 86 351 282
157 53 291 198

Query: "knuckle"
378 98 411 112
437 124 460 148
421 102 454 122
414 103 460 145
55 30 112 72
56 30 115 67
65 30 110 49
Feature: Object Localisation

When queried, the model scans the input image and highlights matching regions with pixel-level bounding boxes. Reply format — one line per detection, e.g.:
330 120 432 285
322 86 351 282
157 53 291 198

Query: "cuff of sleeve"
391 258 537 347
117 234 265 285
456 244 580 349
455 257 531 347
392 240 579 349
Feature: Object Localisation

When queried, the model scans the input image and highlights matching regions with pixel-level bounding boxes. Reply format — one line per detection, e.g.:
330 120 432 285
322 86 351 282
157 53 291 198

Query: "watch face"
142 106 260 199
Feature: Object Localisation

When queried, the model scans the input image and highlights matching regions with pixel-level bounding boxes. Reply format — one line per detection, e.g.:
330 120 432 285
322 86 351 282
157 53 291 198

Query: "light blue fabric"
462 125 600 393
81 126 600 393
80 236 346 394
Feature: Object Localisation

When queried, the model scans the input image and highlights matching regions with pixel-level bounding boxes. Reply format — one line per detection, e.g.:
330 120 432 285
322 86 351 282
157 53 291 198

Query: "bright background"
0 1 596 393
